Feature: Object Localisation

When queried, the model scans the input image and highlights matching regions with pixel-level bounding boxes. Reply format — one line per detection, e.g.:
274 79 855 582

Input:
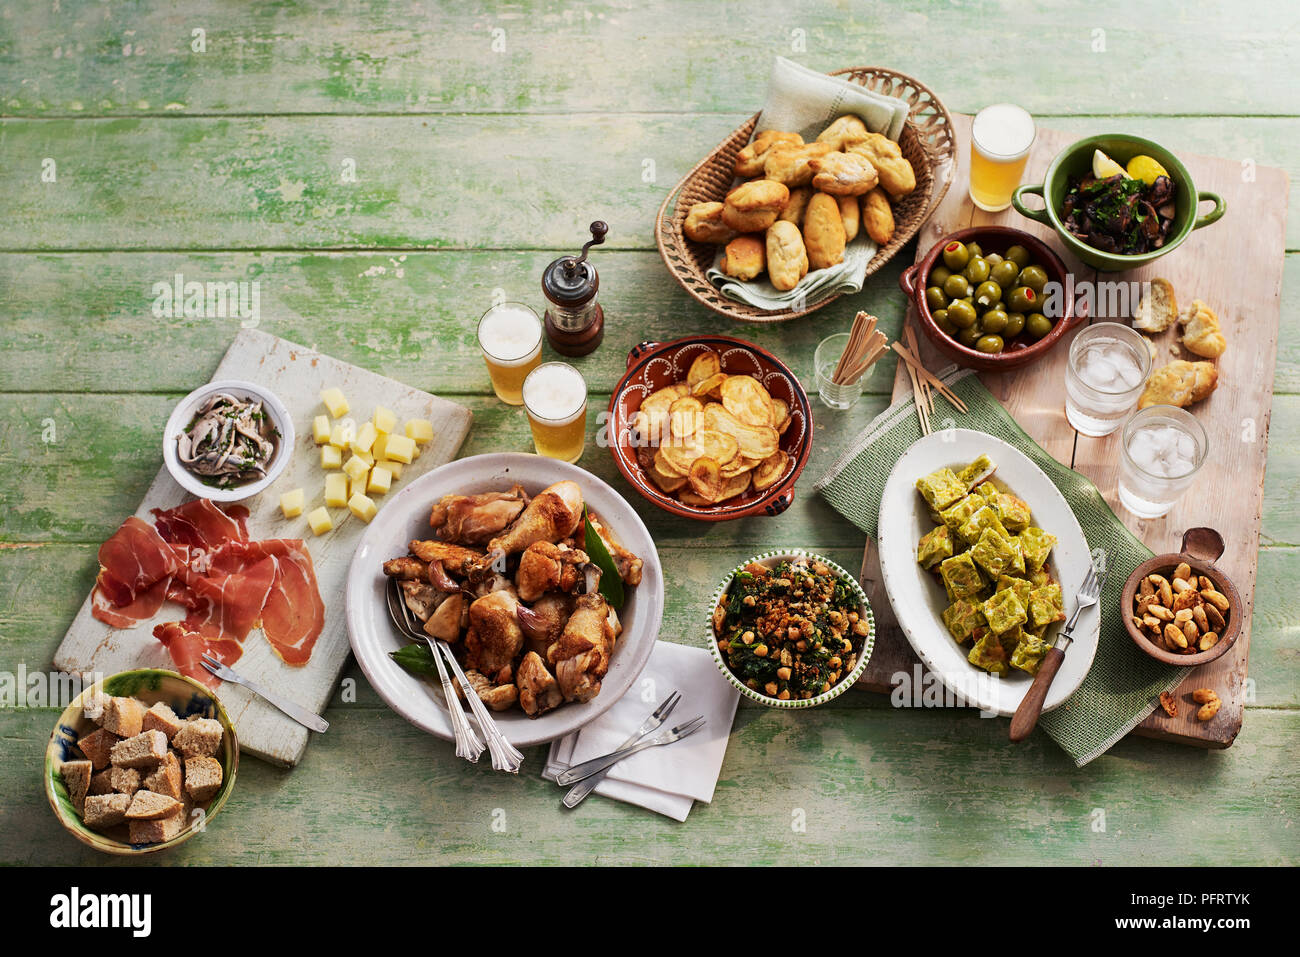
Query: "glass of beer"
968 103 1036 212
522 362 587 463
477 302 543 405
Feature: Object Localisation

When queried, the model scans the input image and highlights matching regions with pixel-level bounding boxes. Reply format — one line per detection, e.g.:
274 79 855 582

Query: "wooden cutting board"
856 115 1289 749
53 329 472 766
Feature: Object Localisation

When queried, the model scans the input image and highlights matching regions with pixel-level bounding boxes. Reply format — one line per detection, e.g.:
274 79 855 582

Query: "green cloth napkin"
814 367 1189 766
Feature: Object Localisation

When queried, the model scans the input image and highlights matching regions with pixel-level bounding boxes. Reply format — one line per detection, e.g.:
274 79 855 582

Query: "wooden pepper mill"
542 221 608 357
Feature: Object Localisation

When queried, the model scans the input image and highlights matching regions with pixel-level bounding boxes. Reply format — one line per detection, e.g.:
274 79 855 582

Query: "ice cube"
1176 432 1195 459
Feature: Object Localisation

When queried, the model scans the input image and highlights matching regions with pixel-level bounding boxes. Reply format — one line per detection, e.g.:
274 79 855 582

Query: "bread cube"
320 387 350 418
125 789 184 821
184 755 224 802
172 718 223 758
83 793 132 829
142 751 183 800
100 696 145 738
88 769 114 796
108 766 142 796
109 730 169 769
76 727 121 770
129 813 185 845
141 702 183 741
61 760 92 816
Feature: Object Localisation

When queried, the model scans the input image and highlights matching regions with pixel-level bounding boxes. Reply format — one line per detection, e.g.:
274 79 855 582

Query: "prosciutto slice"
91 500 325 678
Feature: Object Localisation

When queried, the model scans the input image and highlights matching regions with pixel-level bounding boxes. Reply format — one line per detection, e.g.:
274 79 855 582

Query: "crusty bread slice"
129 813 185 845
1133 277 1178 333
61 760 92 816
141 702 183 741
76 727 121 770
100 696 145 738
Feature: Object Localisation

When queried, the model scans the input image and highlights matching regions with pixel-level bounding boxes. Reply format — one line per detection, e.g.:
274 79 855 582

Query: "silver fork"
562 690 681 809
1009 561 1108 742
385 578 483 763
199 654 329 733
387 578 524 771
555 715 706 786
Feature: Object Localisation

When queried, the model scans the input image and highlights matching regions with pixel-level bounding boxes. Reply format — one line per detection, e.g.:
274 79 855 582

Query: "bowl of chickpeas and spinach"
708 551 875 708
900 226 1084 371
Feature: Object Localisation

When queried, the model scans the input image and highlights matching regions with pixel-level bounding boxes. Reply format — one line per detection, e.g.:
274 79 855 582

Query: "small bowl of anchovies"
163 380 295 502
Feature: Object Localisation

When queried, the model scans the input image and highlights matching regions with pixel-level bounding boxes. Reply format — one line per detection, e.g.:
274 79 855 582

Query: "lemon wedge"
1092 149 1129 179
1126 154 1170 185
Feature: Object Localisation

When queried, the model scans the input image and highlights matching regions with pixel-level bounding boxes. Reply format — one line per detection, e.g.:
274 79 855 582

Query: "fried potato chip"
677 489 714 507
769 397 789 428
688 456 723 500
649 465 688 493
655 448 688 478
713 471 752 502
752 451 789 491
668 396 703 439
687 351 721 388
702 403 779 459
660 428 740 474
638 383 690 441
691 372 728 400
721 455 760 478
721 375 774 427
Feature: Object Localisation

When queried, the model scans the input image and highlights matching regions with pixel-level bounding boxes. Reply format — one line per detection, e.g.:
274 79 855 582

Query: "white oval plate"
345 453 664 748
877 430 1098 717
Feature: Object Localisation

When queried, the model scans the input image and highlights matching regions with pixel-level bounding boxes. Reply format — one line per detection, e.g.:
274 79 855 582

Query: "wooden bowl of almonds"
1121 527 1241 667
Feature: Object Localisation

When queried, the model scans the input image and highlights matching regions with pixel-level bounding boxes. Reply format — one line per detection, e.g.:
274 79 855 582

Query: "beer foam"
523 363 586 423
478 304 541 364
972 103 1035 159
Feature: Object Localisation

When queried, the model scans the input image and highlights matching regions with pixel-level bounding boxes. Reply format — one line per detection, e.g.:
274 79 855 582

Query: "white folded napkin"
706 57 911 311
543 640 740 822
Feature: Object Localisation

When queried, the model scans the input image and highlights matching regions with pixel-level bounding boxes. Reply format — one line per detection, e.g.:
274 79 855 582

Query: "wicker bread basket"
656 67 956 324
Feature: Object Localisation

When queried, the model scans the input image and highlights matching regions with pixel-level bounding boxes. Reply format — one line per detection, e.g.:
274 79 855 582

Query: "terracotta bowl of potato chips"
608 336 813 521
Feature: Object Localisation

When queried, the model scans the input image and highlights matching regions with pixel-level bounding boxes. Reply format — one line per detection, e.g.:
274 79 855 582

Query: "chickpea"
841 638 853 652
776 666 792 681
787 626 801 641
746 679 758 690
853 620 869 636
829 610 844 625
795 640 807 652
753 644 768 657
718 640 730 652
741 630 755 645
821 682 831 694
742 595 756 607
848 612 860 624
829 656 842 669
764 682 779 697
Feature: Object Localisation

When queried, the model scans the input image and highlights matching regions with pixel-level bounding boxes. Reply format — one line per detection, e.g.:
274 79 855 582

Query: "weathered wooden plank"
2 702 1295 865
1 115 1296 251
1 0 1295 120
3 540 1297 709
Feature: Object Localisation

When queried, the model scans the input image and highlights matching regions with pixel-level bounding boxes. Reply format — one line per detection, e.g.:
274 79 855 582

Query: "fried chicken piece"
382 556 427 580
516 652 563 717
458 669 519 712
516 541 590 603
399 580 440 621
586 512 643 585
548 593 619 703
423 592 464 642
429 486 530 544
487 480 584 559
517 593 574 659
407 540 485 577
464 590 524 680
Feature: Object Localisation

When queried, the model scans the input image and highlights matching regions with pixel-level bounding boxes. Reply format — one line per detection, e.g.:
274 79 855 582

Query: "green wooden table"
2 0 1296 866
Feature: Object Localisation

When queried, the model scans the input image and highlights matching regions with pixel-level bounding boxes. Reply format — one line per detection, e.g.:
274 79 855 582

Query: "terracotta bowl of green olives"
900 226 1085 371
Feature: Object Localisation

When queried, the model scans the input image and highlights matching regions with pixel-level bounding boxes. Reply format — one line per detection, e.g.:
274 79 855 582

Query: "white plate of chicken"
345 453 664 748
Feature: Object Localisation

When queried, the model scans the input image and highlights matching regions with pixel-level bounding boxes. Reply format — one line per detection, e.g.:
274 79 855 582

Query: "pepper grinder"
542 221 608 357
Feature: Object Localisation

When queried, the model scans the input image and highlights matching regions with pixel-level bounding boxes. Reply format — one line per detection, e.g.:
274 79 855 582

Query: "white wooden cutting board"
54 329 473 767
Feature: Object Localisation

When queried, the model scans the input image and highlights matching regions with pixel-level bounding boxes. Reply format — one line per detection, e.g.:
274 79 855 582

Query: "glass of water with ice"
1118 406 1208 518
1064 323 1151 436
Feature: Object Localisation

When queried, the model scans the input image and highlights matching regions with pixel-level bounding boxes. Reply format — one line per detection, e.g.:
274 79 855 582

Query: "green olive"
941 241 970 271
942 274 971 300
984 253 1004 267
976 334 1005 354
928 265 952 287
963 257 990 284
958 326 982 347
1006 285 1040 314
990 260 1020 289
946 299 977 329
925 286 949 311
934 310 957 336
1026 312 1053 340
980 308 1009 335
1018 265 1048 293
965 241 984 259
974 280 1002 308
1003 311 1026 338
1005 244 1031 269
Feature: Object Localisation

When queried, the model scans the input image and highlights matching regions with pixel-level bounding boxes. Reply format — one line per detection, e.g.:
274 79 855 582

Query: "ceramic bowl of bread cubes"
45 669 238 855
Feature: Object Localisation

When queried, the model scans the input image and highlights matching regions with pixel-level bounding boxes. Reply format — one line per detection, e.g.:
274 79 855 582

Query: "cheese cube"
279 488 305 519
343 454 370 482
320 388 350 419
307 507 333 536
312 415 331 445
373 407 398 435
367 466 393 496
384 434 417 464
382 460 403 480
371 434 390 462
324 473 349 508
351 421 378 456
329 422 355 450
351 474 369 500
405 419 434 445
348 493 378 523
320 445 343 470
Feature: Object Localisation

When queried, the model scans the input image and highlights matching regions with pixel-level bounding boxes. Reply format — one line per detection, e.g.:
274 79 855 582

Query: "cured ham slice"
90 499 325 678
153 622 244 690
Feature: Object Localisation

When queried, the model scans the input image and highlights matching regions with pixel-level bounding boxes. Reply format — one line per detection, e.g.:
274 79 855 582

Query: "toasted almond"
1183 620 1199 642
1148 604 1173 621
1191 688 1218 705
1174 608 1194 623
1197 697 1221 722
1171 576 1194 594
1202 589 1230 612
1139 578 1155 598
1192 605 1209 631
1173 562 1193 583
1158 691 1178 717
1205 603 1226 629
1198 631 1219 652
1164 623 1188 649
1198 575 1216 592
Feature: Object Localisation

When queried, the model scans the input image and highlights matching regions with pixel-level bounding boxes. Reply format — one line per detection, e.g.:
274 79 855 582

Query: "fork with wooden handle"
1009 563 1107 742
